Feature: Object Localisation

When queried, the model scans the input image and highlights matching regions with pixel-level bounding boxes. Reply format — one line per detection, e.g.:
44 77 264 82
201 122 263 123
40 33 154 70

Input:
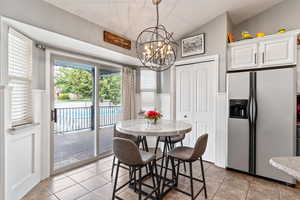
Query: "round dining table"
116 119 192 199
116 119 192 137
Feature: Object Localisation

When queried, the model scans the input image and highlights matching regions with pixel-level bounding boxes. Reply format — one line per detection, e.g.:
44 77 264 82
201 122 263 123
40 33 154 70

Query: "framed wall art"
181 33 205 57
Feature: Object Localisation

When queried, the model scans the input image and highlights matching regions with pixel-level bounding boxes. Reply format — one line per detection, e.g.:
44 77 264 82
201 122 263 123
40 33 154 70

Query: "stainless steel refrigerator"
227 67 296 185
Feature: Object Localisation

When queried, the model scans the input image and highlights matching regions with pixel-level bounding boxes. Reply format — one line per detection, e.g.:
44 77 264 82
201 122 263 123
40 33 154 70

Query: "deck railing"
53 105 121 134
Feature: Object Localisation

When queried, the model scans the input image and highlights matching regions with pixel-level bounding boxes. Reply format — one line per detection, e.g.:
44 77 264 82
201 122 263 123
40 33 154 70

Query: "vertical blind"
140 70 157 111
8 28 33 126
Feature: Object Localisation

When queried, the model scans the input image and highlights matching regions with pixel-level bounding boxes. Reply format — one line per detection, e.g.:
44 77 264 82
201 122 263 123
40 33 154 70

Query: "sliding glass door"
51 57 96 172
97 69 121 155
50 55 121 173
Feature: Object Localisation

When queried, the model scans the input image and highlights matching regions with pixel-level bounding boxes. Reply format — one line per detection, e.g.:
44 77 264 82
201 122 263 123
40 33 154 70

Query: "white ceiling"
44 0 286 40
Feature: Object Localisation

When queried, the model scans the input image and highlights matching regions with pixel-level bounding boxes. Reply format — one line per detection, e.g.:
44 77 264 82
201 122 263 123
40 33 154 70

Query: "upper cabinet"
228 43 258 70
259 37 295 67
228 31 299 72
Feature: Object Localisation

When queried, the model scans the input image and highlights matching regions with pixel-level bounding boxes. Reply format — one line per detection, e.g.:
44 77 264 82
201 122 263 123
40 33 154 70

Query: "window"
140 70 157 111
8 28 33 126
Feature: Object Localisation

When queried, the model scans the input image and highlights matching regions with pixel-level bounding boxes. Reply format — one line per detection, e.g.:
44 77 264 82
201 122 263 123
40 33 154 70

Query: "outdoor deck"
53 104 120 170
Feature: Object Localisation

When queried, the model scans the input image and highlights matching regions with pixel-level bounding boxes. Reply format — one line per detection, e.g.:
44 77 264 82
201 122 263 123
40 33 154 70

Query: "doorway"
50 55 121 173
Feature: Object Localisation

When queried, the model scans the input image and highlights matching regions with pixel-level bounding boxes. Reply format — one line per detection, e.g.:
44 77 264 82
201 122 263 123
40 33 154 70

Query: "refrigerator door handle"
253 96 258 122
247 96 252 123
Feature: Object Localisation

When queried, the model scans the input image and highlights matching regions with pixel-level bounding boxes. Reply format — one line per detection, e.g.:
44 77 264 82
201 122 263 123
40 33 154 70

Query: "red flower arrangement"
144 110 162 123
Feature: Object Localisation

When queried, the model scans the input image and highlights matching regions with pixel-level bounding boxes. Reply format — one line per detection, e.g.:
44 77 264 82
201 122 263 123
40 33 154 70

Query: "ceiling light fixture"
136 0 178 72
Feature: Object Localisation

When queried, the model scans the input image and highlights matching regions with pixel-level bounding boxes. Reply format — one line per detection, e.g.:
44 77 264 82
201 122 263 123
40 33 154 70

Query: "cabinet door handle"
254 53 257 64
262 52 265 64
184 115 187 118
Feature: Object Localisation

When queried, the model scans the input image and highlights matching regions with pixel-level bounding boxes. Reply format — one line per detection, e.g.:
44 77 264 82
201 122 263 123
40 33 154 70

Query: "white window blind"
8 28 33 127
140 70 157 111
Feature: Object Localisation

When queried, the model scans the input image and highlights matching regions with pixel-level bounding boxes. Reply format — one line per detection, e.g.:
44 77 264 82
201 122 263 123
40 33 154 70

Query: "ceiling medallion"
136 0 178 72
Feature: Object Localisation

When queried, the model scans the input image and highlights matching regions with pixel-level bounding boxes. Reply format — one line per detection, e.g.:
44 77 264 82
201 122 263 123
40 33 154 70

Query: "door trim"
171 55 219 163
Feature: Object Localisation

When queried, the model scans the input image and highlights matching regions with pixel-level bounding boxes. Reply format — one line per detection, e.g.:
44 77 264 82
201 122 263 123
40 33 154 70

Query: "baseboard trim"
226 167 296 187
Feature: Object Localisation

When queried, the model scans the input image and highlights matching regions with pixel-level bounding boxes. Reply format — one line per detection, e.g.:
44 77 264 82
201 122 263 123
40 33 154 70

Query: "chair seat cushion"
159 135 185 144
140 150 156 164
168 146 193 161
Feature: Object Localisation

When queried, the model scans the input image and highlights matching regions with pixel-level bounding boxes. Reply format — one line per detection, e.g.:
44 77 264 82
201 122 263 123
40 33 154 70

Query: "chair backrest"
190 134 208 161
113 137 143 166
114 125 138 143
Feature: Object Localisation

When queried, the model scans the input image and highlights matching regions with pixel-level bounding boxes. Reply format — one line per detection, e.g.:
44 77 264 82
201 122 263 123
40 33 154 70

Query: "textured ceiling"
44 0 285 40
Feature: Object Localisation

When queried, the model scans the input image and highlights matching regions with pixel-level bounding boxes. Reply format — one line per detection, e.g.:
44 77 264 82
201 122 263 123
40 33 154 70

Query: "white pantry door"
176 61 217 162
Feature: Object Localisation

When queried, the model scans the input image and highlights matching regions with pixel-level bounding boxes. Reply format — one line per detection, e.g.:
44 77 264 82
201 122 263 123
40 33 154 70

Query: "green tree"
55 67 93 98
55 67 121 104
99 74 121 105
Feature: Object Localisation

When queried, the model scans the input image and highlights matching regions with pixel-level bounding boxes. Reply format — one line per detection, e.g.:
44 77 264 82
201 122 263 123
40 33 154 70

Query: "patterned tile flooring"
23 156 300 200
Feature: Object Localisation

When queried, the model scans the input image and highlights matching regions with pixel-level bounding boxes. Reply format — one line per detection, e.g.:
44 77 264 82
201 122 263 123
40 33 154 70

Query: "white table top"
116 119 192 137
270 157 300 181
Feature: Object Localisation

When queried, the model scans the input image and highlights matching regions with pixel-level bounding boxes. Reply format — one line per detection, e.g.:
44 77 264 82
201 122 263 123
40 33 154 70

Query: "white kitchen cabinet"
228 31 299 71
260 36 296 67
228 43 258 71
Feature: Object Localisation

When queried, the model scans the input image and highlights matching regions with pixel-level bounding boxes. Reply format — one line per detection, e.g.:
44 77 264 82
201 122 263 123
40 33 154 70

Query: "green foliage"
57 93 70 100
55 67 93 98
99 74 121 105
55 67 121 104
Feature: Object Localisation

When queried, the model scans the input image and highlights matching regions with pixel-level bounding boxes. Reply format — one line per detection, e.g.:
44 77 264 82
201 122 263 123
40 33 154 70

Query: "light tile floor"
23 156 300 200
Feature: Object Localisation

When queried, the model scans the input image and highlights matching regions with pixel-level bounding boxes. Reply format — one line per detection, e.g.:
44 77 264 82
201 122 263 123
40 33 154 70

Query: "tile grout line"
244 180 252 200
210 176 226 200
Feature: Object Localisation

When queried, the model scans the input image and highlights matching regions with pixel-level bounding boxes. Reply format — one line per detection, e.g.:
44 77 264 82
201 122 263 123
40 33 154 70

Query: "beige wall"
234 0 300 40
0 0 136 57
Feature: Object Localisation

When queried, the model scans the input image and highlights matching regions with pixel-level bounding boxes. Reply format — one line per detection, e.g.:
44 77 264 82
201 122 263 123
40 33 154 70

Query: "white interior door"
176 61 217 162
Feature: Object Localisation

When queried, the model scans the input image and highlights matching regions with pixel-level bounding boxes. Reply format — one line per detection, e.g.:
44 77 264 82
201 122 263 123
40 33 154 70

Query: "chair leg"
112 161 120 200
154 136 160 154
176 160 180 186
149 161 159 198
111 156 116 177
189 162 194 200
134 167 137 192
138 167 142 200
180 141 187 172
161 156 170 193
200 157 208 199
170 157 176 183
159 138 168 181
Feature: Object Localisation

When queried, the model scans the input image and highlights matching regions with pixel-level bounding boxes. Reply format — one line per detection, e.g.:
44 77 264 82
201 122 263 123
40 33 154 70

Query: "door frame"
170 54 219 162
44 49 122 177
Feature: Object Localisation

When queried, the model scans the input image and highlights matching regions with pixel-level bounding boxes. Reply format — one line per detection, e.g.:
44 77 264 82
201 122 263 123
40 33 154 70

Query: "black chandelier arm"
138 27 171 41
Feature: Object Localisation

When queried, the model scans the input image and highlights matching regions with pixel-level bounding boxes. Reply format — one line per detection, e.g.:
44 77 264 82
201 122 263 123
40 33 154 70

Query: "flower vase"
147 118 158 127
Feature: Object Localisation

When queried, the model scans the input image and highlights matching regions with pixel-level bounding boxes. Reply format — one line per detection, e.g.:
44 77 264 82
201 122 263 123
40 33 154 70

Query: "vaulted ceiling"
44 0 285 40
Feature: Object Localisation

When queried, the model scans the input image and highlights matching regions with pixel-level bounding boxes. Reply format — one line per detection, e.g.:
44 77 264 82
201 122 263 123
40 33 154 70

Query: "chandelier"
136 0 178 72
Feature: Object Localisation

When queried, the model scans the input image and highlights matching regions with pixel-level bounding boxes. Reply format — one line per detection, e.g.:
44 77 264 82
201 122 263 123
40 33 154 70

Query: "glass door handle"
51 109 57 123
